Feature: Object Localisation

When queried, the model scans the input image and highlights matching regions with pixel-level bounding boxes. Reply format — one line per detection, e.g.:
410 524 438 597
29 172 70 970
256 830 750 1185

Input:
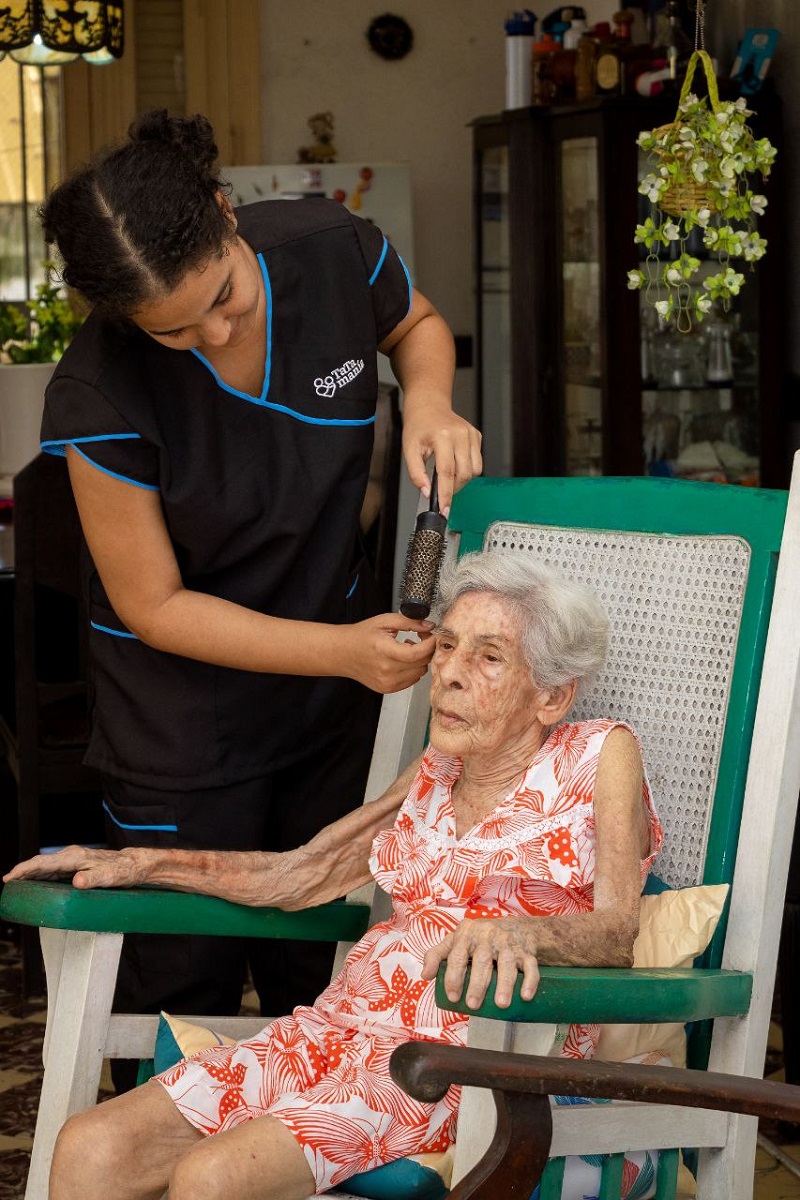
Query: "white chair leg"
696 1112 758 1200
25 930 123 1200
39 928 67 1066
451 1018 558 1185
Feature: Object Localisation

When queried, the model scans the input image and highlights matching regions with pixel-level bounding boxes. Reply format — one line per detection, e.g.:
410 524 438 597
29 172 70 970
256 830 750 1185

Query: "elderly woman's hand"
421 916 541 1010
3 845 148 890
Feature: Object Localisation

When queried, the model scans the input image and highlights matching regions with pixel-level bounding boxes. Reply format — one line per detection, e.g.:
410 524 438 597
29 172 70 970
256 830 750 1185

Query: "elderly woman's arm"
421 727 651 1010
2 756 421 909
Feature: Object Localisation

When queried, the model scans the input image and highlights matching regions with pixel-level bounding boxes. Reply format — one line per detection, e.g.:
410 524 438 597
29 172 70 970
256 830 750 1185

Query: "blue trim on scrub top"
41 432 143 457
192 251 273 405
103 800 178 833
397 254 413 319
90 621 139 640
191 252 376 428
368 238 389 286
69 443 160 491
346 574 359 600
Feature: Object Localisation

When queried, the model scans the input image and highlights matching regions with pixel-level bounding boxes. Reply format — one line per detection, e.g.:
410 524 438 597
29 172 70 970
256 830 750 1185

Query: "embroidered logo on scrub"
314 358 365 398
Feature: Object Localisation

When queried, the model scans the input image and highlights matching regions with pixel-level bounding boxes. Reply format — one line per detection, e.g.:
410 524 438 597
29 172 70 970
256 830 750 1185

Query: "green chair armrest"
0 880 371 943
435 964 752 1024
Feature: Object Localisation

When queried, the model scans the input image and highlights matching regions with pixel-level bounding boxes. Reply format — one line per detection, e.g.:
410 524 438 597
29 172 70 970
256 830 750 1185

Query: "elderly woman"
6 553 661 1200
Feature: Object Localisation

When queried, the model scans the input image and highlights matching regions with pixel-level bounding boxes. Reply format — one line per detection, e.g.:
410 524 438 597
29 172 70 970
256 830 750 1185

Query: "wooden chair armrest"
389 1043 800 1200
435 963 752 1023
390 1041 800 1124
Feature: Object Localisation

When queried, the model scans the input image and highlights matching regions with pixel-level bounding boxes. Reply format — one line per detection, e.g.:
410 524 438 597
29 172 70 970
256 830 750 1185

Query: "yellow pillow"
154 1012 235 1072
595 883 729 1068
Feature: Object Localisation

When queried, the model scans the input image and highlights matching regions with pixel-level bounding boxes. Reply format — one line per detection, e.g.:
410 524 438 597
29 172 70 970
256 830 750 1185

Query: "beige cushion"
595 883 729 1067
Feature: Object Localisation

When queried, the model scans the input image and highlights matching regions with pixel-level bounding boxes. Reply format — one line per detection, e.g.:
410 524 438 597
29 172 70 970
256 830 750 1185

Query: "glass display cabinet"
473 92 785 486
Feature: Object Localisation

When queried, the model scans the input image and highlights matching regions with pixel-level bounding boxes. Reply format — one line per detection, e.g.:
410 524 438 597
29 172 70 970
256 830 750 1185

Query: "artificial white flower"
720 130 742 154
666 267 682 285
638 173 666 203
750 194 768 215
695 207 712 227
696 293 713 315
627 269 645 289
742 233 767 262
663 222 681 241
724 268 745 295
654 298 673 319
691 159 710 184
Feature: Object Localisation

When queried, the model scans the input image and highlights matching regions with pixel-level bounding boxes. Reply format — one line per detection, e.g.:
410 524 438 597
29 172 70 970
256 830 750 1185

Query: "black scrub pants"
105 683 381 1092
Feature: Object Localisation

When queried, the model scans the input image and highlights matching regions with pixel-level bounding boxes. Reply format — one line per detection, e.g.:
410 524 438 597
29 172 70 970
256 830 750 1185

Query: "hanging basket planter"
628 50 777 332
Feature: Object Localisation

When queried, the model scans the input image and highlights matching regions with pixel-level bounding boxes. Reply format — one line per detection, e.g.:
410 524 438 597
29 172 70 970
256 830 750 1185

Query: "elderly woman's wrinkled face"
429 591 543 760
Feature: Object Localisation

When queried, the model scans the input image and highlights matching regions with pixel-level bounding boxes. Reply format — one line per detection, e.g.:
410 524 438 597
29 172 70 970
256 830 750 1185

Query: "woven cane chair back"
483 522 750 890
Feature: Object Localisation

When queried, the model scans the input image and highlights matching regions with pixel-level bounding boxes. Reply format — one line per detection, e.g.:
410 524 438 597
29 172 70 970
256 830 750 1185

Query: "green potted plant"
0 266 85 482
627 50 777 332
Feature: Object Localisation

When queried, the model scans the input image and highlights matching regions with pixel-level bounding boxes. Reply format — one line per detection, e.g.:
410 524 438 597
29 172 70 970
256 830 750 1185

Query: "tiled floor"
0 937 49 1200
0 930 799 1198
756 1024 800 1200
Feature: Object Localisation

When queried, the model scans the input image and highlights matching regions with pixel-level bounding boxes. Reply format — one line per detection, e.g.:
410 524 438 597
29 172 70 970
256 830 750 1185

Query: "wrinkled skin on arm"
3 756 421 908
421 726 650 1010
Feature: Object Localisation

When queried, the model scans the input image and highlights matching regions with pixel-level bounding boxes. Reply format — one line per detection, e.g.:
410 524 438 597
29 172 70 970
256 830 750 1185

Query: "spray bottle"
504 10 537 108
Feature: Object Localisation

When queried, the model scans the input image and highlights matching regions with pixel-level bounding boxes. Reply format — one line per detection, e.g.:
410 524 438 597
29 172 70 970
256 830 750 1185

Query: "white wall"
259 0 615 424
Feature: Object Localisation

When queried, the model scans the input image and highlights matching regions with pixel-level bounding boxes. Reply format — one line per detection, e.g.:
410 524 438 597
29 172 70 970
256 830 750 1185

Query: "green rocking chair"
4 454 800 1200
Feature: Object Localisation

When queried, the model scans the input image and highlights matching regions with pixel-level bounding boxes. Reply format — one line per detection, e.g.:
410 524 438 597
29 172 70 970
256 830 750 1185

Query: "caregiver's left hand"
421 916 541 1010
402 407 482 516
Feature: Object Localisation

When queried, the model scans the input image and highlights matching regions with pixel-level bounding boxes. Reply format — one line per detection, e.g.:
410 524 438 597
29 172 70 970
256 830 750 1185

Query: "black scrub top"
40 200 412 789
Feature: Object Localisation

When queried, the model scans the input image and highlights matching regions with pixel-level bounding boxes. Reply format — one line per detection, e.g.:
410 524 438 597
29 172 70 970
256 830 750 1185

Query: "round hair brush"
399 470 447 620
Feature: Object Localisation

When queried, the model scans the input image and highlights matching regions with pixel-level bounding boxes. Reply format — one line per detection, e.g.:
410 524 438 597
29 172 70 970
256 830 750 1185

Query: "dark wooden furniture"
390 1041 800 1199
473 92 786 486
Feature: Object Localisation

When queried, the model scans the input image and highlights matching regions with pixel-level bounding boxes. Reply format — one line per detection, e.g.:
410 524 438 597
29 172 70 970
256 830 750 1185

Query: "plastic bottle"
554 17 586 100
504 10 537 108
531 31 560 104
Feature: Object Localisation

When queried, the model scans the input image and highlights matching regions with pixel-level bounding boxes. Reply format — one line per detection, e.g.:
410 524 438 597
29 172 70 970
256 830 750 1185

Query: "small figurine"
298 112 337 164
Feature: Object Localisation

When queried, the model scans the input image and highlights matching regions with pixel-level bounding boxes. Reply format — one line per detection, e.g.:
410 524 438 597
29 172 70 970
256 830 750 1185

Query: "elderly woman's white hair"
432 552 609 700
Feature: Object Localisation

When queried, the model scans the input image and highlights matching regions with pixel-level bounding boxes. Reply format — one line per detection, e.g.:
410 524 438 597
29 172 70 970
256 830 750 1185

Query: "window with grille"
0 62 62 300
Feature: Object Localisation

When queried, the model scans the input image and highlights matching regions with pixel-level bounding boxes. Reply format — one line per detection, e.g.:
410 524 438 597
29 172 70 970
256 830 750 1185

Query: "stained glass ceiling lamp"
0 1 124 66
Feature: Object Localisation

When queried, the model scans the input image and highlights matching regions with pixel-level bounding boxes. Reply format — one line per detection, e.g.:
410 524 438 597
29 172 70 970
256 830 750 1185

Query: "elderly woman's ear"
534 679 577 728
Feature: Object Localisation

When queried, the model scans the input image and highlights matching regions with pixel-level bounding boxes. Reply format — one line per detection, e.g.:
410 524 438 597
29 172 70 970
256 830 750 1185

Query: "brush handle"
429 468 440 515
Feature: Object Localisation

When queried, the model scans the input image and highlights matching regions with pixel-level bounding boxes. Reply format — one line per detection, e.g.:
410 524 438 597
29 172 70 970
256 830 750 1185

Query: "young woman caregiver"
38 109 482 1082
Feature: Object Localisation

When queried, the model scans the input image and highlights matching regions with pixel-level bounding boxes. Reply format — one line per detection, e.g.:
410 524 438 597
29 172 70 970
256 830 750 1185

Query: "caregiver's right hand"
344 613 435 693
3 845 145 890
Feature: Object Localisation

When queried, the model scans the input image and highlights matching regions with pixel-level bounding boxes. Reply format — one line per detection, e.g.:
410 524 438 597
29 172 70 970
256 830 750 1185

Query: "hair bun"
128 110 219 176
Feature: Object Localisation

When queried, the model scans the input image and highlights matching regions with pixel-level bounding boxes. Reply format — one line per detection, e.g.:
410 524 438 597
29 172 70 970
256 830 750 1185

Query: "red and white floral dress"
158 719 662 1192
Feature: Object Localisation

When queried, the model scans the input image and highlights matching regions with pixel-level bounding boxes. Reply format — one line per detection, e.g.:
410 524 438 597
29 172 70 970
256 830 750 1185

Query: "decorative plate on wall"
366 14 414 61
